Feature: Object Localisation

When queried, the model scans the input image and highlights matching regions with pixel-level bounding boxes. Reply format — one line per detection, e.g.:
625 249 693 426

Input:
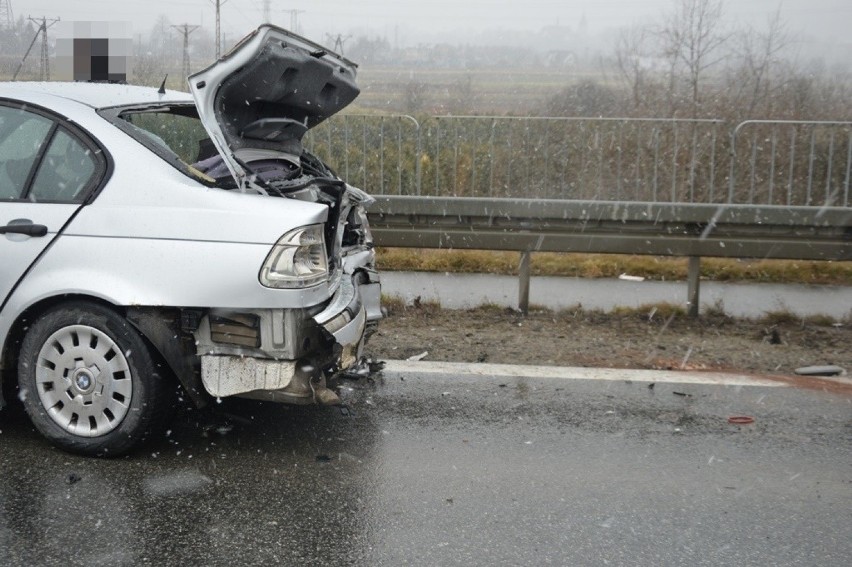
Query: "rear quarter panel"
1 106 334 359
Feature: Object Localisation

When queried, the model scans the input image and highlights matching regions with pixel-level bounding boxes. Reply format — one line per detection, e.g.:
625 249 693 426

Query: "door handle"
0 224 49 237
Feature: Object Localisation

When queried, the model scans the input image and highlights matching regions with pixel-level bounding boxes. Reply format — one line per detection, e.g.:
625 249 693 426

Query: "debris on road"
728 416 755 425
407 351 429 362
343 355 386 378
794 365 845 377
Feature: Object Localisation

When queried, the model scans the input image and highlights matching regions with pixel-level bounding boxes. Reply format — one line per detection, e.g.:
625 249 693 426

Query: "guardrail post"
519 250 531 315
687 256 701 317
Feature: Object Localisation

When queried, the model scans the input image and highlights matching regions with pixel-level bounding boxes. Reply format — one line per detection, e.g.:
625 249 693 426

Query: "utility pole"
13 16 59 81
171 24 200 79
325 33 350 55
37 17 50 79
209 0 228 59
0 0 14 30
285 9 304 33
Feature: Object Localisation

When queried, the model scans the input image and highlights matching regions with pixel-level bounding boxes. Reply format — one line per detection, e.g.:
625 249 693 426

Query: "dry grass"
604 302 844 327
382 294 848 327
376 248 852 285
380 294 442 316
759 310 846 327
610 302 688 320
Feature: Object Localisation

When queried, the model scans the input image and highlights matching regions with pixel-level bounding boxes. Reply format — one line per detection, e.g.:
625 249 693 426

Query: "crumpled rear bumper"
199 270 381 404
313 269 381 369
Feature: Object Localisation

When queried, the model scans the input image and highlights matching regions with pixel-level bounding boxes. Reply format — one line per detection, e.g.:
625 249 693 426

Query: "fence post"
687 256 701 317
400 115 421 196
518 250 531 315
415 123 423 195
728 124 739 203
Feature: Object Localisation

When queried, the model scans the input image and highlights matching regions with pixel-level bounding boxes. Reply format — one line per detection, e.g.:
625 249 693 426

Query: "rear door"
0 102 105 309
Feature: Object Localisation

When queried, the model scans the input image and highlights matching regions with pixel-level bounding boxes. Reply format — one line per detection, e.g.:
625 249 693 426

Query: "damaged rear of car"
182 26 382 406
0 25 380 456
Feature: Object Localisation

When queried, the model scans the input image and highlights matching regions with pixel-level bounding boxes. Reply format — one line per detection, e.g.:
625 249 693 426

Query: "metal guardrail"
307 115 852 207
368 196 852 315
369 196 851 261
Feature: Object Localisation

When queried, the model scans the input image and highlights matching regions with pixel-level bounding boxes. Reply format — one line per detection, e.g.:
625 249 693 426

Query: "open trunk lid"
188 25 359 191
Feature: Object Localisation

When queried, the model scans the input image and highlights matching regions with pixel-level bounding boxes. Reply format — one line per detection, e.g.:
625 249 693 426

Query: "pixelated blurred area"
56 21 131 82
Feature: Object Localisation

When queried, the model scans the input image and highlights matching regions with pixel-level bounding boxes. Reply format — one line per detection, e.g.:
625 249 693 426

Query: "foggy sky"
17 0 852 51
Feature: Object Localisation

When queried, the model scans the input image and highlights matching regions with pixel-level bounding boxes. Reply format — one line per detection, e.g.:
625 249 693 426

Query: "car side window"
0 105 54 200
124 111 213 163
29 128 97 202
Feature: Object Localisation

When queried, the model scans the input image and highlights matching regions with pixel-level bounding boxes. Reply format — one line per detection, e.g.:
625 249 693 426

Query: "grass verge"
382 294 850 327
376 248 852 285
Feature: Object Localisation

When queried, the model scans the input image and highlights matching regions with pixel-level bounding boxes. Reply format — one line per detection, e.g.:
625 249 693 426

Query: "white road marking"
382 360 785 387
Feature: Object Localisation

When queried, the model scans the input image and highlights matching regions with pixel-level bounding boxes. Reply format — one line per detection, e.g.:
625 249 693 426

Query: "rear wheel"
18 302 173 456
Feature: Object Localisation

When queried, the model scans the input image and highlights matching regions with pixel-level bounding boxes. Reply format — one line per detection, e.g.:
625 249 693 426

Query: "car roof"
0 81 193 109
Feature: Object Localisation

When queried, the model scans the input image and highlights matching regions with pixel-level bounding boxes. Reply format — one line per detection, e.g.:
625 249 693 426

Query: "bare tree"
660 0 728 117
614 25 653 113
545 80 621 117
447 74 475 114
149 15 174 69
403 78 428 113
734 7 791 117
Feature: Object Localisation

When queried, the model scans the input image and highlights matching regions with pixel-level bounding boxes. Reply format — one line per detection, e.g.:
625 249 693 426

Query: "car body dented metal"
0 25 380 456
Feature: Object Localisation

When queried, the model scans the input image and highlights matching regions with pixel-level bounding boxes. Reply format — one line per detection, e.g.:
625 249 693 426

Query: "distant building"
544 50 577 69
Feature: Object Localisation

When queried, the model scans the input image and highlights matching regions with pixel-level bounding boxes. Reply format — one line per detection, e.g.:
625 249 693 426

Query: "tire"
17 301 173 457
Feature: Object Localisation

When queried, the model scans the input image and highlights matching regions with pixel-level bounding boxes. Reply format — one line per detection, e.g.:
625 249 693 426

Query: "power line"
0 0 14 30
13 16 60 81
325 33 351 55
209 0 228 58
171 24 200 79
285 9 304 33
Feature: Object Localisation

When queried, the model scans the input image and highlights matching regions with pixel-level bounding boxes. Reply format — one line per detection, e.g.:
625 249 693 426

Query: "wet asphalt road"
1 368 850 566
